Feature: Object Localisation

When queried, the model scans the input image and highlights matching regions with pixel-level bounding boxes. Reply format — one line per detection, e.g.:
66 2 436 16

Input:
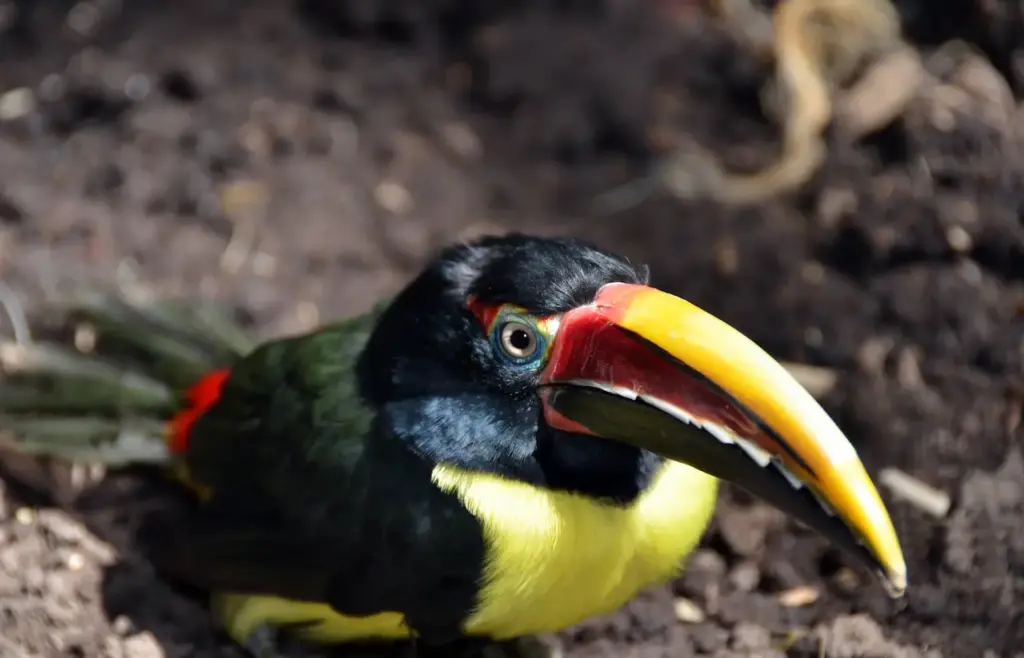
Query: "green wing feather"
1 290 484 638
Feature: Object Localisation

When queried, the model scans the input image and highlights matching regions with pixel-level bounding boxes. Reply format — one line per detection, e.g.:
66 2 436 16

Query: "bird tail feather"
0 286 253 467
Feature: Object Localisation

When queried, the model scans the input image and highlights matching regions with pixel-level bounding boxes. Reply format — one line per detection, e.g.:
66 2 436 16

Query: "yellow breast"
432 459 719 639
214 460 719 646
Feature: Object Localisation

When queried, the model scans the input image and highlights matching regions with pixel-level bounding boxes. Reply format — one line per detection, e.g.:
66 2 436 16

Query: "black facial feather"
357 233 661 504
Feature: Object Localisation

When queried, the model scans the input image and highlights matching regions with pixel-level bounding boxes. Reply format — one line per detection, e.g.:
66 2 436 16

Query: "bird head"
358 234 905 598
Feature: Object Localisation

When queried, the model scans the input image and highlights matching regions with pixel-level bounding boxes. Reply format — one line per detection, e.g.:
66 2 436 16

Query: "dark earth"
1 1 1023 657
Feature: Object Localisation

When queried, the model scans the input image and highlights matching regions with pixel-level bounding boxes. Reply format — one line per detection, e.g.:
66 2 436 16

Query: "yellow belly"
214 460 719 645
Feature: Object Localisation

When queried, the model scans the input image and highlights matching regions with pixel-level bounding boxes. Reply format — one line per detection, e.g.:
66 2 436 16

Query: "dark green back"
147 303 487 641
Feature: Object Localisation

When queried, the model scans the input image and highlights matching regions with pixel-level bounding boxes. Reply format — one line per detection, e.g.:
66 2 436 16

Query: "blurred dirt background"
1 0 1023 657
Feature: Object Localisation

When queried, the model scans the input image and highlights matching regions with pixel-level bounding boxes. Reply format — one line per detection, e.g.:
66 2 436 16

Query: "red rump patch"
167 369 231 456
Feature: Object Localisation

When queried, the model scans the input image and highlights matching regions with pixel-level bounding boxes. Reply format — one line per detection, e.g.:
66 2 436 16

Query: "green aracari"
0 234 905 656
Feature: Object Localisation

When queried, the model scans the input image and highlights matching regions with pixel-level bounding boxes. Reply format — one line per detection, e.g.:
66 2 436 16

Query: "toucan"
0 234 905 657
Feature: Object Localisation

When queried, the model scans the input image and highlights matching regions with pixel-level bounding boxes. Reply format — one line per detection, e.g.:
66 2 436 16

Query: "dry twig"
878 468 951 518
595 0 918 212
706 0 912 203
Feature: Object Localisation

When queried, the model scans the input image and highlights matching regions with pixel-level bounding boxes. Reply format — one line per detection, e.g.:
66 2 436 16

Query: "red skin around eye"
467 296 502 334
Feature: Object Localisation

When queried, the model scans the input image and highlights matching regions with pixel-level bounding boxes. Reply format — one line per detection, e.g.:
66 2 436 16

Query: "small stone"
102 635 125 658
689 548 727 576
112 615 135 636
804 326 823 348
801 261 825 285
716 591 786 628
0 87 35 121
679 548 726 606
24 566 45 591
124 74 151 101
941 197 979 224
516 635 561 658
946 225 972 253
951 54 1015 133
778 586 820 607
814 614 913 657
295 301 320 331
39 74 66 101
67 1 102 36
238 121 272 158
66 551 85 571
959 260 983 286
927 85 962 132
718 504 786 558
374 180 414 215
895 346 925 390
731 623 772 650
15 507 34 525
836 46 923 139
690 623 729 653
75 323 97 353
38 510 116 563
122 632 164 658
673 597 706 623
816 186 857 230
857 335 895 376
729 561 761 592
251 251 277 277
441 122 482 159
832 567 861 593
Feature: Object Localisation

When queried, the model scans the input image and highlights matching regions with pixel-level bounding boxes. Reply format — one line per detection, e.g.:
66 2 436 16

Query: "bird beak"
538 282 906 597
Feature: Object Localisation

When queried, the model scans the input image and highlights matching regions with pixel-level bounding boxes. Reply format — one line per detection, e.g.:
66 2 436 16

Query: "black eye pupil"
510 329 531 350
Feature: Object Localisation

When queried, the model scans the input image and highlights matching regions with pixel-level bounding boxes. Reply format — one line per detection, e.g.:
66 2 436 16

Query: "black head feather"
357 234 660 503
449 234 649 315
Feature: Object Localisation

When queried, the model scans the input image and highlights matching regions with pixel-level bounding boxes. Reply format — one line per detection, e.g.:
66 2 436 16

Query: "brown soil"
1 1 1023 657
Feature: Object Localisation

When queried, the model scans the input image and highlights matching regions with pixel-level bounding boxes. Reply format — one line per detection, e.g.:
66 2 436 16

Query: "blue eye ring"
491 314 546 366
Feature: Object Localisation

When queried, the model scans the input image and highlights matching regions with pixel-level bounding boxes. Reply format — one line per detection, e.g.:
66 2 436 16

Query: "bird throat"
383 395 663 506
534 428 664 505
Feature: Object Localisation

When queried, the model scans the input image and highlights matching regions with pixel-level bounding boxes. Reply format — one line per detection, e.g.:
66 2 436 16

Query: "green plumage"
0 235 794 658
0 289 489 646
184 306 380 500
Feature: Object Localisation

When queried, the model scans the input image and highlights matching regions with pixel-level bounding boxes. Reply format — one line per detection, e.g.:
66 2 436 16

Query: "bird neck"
381 394 663 506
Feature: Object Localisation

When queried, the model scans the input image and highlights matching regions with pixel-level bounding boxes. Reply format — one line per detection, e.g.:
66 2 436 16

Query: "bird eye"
497 320 540 362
